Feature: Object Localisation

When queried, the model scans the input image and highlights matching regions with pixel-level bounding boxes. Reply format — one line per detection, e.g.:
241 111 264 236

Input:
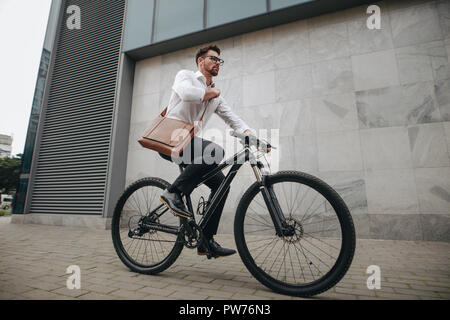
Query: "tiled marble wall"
127 0 450 241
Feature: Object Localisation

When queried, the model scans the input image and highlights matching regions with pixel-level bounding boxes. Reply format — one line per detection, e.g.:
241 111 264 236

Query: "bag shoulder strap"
162 104 208 122
198 104 207 122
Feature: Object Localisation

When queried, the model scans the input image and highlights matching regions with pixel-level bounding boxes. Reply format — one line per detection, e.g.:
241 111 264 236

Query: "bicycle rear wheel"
234 171 355 297
111 177 184 274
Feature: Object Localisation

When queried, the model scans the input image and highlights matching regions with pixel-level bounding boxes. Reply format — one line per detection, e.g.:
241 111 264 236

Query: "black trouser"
158 137 230 239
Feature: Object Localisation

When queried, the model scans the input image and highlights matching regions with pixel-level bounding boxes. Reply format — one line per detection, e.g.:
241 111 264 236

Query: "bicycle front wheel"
234 171 355 297
111 177 184 274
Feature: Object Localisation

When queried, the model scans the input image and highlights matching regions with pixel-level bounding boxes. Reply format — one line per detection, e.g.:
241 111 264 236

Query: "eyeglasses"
205 56 224 66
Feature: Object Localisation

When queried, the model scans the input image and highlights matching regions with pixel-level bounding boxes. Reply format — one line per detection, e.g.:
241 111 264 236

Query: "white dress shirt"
165 70 250 134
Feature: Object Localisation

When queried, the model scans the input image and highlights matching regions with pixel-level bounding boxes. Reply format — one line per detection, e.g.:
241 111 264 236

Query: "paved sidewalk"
0 215 449 300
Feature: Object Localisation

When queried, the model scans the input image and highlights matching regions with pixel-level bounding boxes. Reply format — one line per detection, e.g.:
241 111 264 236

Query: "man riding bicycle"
159 45 254 258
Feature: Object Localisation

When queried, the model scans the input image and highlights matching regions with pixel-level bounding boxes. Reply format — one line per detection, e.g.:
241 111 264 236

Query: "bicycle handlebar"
230 131 275 153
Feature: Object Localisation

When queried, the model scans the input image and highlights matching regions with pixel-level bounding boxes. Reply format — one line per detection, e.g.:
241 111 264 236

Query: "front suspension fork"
251 163 294 237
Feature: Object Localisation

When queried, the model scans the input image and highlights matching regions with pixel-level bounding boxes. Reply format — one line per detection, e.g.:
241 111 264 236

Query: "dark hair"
195 45 221 65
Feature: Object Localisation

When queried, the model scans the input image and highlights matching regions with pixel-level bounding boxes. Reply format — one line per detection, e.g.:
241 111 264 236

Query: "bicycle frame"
184 148 246 231
183 145 291 237
143 143 291 238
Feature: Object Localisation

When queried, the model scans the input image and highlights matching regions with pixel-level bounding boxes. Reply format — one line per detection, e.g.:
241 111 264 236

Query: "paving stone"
211 279 246 288
132 278 170 289
375 291 420 300
335 287 377 296
79 292 115 300
0 283 34 295
51 287 90 298
142 294 176 300
230 293 271 300
184 275 215 283
0 291 23 299
137 286 176 297
108 281 145 291
408 284 450 293
254 290 293 299
189 281 223 290
164 284 201 294
168 291 209 300
424 280 450 287
318 292 359 300
109 289 148 300
438 292 450 299
27 280 64 291
83 284 118 295
393 287 442 298
21 289 72 300
199 289 234 299
220 285 257 295
378 281 410 289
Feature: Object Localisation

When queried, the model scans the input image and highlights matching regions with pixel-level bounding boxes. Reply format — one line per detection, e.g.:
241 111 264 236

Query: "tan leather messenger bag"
138 106 207 158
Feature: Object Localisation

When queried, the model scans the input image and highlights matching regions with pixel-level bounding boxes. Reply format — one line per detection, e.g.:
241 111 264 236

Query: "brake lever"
230 131 276 152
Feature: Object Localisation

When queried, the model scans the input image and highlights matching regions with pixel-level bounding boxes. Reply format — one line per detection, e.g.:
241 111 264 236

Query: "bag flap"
142 117 194 147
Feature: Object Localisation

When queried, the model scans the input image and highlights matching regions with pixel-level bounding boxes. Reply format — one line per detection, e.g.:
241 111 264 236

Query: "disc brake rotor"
283 217 304 244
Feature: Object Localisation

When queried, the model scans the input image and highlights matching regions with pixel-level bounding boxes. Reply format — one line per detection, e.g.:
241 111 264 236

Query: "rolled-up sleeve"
172 70 205 102
215 97 250 133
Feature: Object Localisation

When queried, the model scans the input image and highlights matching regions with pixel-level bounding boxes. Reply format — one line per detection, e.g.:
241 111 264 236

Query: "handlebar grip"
230 130 274 152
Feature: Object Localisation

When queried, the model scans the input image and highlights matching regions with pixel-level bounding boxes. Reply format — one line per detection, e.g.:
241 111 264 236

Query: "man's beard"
208 67 219 77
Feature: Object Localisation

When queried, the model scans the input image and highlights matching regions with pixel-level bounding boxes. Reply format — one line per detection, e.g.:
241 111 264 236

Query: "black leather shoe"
160 189 193 219
197 238 236 258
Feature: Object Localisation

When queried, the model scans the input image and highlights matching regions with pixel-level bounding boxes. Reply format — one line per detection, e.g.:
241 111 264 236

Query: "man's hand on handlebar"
241 129 272 153
243 129 255 136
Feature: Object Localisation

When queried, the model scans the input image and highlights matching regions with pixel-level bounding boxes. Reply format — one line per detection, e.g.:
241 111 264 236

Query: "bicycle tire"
111 177 184 274
234 170 355 297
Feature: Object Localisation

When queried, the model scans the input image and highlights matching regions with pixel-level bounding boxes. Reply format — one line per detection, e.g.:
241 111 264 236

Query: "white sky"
0 0 52 156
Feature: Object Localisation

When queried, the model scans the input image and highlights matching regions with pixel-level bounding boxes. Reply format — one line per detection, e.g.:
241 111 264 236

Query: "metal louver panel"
30 0 125 215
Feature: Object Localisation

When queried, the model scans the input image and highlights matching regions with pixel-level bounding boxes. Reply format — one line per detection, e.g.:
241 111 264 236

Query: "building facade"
0 134 13 158
13 0 450 241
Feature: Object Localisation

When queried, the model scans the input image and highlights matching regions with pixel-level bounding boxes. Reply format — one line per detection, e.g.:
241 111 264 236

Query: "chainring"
180 221 203 249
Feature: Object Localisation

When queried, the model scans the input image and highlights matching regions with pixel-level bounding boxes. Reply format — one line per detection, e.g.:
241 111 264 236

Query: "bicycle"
111 131 356 297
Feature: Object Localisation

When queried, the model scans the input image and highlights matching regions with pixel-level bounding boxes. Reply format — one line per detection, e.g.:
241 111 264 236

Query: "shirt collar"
195 70 215 88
